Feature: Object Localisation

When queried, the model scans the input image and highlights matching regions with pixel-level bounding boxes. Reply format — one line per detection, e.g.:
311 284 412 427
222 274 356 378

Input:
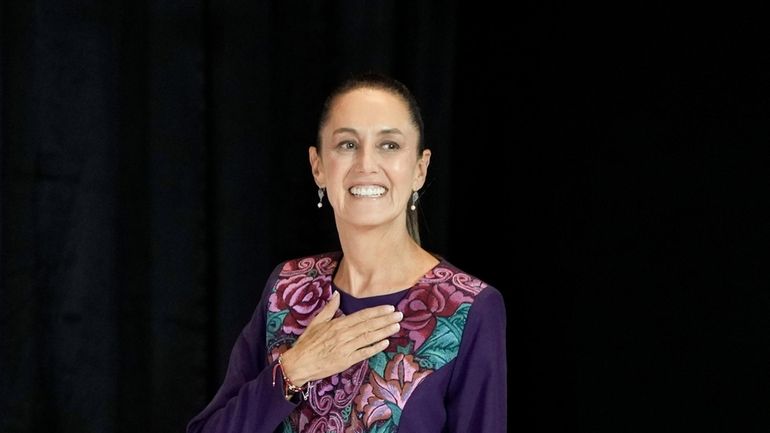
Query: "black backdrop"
2 2 768 432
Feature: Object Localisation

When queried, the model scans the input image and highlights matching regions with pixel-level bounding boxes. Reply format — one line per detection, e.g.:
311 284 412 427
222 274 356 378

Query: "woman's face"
310 87 430 233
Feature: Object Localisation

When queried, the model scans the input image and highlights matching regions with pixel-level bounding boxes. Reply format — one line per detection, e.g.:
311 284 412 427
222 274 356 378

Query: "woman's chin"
336 213 400 232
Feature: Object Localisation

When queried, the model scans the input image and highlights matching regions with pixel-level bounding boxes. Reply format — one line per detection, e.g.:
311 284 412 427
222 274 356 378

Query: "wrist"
275 352 315 401
279 349 308 388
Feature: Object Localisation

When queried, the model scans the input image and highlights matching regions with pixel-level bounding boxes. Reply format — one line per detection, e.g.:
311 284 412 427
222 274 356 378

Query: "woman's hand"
279 291 403 387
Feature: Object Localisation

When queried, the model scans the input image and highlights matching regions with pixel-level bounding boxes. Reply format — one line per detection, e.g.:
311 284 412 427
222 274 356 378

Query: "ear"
413 149 431 190
309 146 325 187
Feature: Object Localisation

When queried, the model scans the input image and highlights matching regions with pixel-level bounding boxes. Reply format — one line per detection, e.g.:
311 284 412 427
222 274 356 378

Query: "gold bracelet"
275 354 314 400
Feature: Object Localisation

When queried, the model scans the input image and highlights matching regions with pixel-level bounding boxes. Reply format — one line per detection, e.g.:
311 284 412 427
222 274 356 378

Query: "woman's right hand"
278 291 403 387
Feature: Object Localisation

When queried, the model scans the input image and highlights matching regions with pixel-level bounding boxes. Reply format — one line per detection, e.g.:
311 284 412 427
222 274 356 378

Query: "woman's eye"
338 141 356 150
381 142 400 151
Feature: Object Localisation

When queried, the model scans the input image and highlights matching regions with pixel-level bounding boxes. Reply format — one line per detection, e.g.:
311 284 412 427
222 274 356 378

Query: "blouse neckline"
330 254 445 301
330 253 446 312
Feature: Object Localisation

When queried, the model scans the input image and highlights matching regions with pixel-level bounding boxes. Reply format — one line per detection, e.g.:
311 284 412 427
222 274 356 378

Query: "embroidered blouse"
187 252 507 433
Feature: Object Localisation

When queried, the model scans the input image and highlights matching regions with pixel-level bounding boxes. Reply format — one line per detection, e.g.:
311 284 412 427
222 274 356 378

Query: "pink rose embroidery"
269 274 332 335
397 282 474 350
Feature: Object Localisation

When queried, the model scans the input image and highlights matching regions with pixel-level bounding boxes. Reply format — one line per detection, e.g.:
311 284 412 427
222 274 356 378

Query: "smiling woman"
310 82 430 254
313 74 429 247
186 73 507 433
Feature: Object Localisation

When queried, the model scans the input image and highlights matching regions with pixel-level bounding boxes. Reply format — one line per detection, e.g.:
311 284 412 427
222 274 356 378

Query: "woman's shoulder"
432 256 498 293
256 251 341 308
270 251 342 278
429 256 505 315
258 251 340 295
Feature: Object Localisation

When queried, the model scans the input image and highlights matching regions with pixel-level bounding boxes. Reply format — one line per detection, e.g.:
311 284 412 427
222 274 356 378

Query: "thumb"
310 290 340 324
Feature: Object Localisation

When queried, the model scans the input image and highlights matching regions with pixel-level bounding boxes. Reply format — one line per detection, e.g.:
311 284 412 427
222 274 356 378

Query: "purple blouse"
187 252 507 433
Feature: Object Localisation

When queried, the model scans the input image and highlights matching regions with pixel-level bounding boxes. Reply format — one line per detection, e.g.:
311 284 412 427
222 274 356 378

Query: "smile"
349 185 387 198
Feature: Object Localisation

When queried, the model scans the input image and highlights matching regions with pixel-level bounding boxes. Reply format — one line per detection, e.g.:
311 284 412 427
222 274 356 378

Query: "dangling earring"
410 191 419 211
317 188 325 208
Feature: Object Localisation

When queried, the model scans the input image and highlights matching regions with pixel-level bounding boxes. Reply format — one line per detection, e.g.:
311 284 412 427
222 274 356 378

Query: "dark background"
2 1 768 432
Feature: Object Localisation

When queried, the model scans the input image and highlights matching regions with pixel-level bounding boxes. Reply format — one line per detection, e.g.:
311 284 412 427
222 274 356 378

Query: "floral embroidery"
269 273 332 336
265 253 487 433
354 354 431 429
397 282 475 351
303 409 345 433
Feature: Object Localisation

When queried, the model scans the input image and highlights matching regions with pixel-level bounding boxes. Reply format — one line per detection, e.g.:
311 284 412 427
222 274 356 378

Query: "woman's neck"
334 224 437 298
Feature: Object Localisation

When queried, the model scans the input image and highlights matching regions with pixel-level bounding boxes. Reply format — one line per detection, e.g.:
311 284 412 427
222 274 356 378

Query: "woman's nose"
355 145 378 173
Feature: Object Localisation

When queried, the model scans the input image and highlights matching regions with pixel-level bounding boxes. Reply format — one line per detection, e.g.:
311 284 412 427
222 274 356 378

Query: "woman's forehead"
326 88 415 131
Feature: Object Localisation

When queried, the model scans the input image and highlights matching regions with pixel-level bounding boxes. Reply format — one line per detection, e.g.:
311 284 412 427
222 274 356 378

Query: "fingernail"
386 305 395 312
332 291 339 298
395 311 403 320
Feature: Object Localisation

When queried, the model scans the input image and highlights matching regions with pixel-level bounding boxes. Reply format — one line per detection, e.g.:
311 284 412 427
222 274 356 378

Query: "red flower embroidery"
269 274 332 335
354 354 432 428
397 282 474 350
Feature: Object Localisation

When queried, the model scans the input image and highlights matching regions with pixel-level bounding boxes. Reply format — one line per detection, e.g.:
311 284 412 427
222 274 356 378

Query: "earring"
410 191 419 211
317 188 325 208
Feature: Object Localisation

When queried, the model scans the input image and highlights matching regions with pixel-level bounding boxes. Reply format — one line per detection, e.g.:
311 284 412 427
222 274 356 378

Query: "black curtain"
2 2 768 433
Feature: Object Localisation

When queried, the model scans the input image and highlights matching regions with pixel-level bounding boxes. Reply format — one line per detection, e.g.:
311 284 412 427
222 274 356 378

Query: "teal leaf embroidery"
369 419 397 433
415 303 471 370
447 302 471 330
369 352 388 377
396 341 413 355
341 403 352 422
266 310 288 343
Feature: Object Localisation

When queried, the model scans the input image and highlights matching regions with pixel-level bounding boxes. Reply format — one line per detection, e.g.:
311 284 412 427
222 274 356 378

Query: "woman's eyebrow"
331 127 358 136
378 128 403 136
331 127 404 136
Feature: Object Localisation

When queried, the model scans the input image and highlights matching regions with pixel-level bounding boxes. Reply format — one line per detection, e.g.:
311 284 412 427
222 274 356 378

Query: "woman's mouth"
349 185 387 198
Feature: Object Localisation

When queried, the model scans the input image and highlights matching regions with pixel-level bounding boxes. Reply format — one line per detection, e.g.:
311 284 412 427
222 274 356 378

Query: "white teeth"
349 185 387 197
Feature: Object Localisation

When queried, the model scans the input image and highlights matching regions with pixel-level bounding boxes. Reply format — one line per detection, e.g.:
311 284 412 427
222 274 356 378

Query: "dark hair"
316 72 426 245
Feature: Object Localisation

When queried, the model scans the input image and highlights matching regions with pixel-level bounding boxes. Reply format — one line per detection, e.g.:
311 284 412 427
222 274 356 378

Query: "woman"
187 73 507 433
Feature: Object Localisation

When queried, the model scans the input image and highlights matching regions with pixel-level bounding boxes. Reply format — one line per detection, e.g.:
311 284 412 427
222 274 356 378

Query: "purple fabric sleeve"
186 265 296 433
445 286 507 432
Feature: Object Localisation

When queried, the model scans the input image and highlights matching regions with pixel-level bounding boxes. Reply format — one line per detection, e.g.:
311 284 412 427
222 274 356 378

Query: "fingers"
281 301 405 384
344 317 401 351
328 305 402 349
366 311 403 331
309 291 340 325
334 303 397 329
349 340 391 364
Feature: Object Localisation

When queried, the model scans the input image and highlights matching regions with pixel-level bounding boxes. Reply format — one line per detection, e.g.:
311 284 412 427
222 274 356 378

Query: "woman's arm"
186 266 297 433
445 286 508 433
